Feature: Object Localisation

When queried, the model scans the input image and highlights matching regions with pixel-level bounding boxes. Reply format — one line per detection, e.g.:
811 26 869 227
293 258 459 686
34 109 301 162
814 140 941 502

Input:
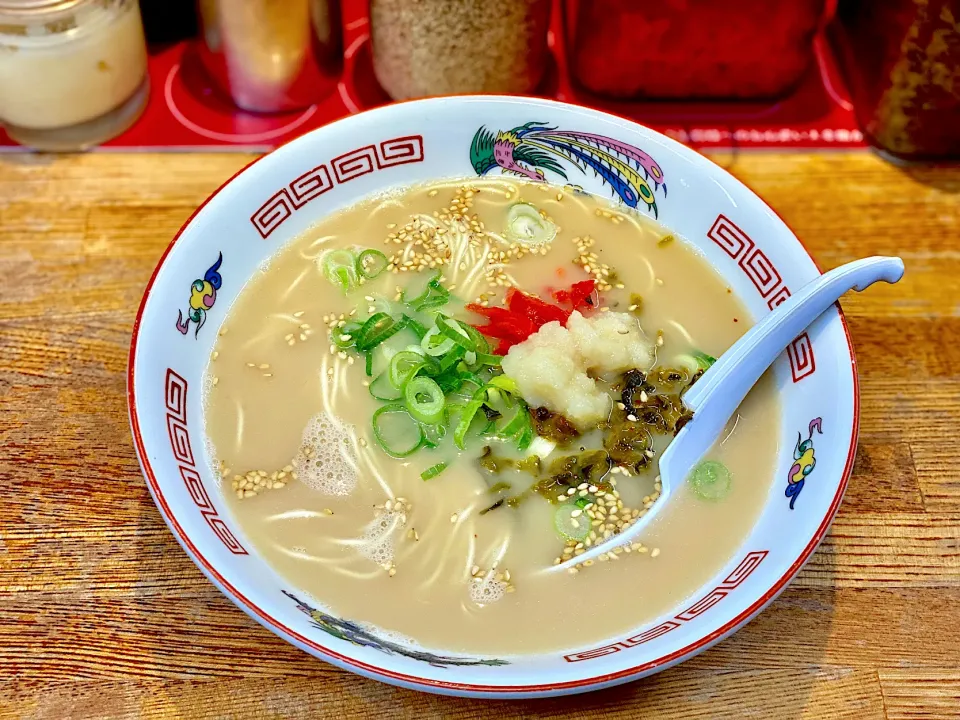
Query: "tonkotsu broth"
206 179 780 656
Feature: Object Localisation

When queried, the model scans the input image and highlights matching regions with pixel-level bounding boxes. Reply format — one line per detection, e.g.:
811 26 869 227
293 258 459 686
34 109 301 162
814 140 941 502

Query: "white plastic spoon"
552 255 904 571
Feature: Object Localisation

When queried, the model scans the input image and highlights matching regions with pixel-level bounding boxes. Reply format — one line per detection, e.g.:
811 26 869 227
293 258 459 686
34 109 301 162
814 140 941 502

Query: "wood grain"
1 151 958 719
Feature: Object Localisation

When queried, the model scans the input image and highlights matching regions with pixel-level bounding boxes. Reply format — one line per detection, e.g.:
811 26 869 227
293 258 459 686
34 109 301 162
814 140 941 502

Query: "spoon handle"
679 257 904 454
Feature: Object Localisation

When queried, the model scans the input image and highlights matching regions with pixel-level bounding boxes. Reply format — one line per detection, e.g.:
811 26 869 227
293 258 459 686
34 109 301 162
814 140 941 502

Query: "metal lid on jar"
0 0 127 33
0 0 86 12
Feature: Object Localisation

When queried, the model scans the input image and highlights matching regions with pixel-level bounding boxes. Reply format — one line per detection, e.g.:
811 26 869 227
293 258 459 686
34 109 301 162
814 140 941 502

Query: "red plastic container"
565 0 829 100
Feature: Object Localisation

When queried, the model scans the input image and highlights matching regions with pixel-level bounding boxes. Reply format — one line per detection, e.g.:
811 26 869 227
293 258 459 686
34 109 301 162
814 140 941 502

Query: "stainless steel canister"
197 0 342 113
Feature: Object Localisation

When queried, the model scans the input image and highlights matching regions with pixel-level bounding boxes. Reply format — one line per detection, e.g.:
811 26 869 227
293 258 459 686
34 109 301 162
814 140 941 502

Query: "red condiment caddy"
0 0 865 152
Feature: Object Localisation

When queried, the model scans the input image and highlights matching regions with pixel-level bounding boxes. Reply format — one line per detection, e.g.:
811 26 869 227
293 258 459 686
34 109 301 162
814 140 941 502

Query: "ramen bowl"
128 96 857 698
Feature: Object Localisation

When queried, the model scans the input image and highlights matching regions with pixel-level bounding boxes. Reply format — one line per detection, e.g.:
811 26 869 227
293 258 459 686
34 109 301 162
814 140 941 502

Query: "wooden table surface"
1 151 958 719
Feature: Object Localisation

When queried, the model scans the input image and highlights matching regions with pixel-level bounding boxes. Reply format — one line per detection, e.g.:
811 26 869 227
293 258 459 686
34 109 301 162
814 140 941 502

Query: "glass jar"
565 0 827 100
196 0 342 113
0 0 149 150
369 0 551 100
830 0 960 161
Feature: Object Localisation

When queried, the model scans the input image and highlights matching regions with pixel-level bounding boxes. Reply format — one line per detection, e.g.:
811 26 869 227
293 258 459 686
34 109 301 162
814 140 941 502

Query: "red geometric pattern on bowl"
564 550 768 662
251 135 424 239
165 368 248 555
707 214 816 383
786 332 816 382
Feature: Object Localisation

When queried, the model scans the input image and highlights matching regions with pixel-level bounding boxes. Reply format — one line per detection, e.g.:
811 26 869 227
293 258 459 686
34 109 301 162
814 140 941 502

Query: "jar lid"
0 0 86 14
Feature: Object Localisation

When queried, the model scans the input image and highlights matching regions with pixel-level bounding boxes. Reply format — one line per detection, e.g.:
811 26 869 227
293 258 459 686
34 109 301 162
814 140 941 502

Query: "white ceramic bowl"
128 97 858 698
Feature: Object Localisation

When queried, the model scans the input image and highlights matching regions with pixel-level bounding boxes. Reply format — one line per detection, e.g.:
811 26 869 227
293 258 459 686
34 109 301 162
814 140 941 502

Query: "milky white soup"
205 179 780 656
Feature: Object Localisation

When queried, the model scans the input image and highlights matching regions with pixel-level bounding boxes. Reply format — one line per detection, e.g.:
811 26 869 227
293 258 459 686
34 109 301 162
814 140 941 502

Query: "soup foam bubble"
293 413 359 496
358 509 405 567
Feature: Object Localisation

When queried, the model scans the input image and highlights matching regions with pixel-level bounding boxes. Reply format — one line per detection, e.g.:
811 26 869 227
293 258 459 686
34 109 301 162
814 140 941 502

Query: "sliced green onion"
406 272 450 311
497 405 529 439
454 391 487 450
370 371 402 401
677 350 718 374
364 351 374 376
475 352 501 367
404 376 445 425
332 320 363 350
689 460 732 500
516 425 534 451
356 313 404 352
372 403 424 458
321 249 358 293
487 375 519 395
693 350 717 370
403 315 428 340
437 347 466 372
458 373 485 391
506 202 557 247
421 422 447 447
431 369 463 394
389 350 429 389
554 503 590 541
461 324 491 354
357 249 388 279
436 317 475 350
421 462 448 480
421 326 456 356
500 404 534 451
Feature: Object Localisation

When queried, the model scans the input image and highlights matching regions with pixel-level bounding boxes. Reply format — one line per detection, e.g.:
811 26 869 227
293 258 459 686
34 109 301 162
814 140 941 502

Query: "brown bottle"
831 0 960 160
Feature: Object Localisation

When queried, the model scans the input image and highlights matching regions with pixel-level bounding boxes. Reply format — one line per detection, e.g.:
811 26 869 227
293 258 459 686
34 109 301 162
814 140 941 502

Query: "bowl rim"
127 95 860 694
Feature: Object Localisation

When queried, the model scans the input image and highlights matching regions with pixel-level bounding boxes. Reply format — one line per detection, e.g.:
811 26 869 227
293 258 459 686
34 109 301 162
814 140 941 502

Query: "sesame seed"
450 513 459 523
